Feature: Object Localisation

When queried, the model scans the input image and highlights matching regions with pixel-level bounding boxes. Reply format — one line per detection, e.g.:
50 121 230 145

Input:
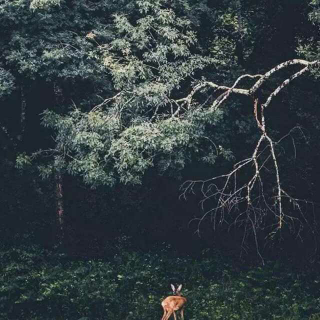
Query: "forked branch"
179 59 320 258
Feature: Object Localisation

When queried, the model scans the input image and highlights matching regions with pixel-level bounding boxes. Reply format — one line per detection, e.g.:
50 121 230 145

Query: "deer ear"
171 284 175 292
177 284 182 292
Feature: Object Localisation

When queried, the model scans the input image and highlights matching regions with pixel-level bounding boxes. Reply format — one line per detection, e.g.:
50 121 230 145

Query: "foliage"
0 67 15 98
1 245 320 320
41 0 230 185
30 0 62 11
297 0 320 76
1 1 102 80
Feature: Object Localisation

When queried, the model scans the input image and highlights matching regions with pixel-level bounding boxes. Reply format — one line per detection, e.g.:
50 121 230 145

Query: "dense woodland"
2 0 320 319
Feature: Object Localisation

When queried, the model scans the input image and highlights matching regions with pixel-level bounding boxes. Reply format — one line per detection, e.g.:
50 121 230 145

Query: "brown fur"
161 285 187 320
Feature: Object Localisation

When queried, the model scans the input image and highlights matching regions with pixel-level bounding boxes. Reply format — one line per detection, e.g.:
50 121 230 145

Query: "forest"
1 0 320 319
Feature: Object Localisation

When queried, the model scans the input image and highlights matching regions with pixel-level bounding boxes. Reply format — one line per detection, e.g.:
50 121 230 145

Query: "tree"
41 0 223 186
0 0 125 229
180 59 320 262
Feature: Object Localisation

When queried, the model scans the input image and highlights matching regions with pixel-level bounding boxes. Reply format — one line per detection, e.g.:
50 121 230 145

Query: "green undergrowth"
1 245 320 320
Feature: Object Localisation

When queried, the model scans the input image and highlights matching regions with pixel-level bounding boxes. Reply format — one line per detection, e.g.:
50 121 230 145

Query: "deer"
161 284 187 320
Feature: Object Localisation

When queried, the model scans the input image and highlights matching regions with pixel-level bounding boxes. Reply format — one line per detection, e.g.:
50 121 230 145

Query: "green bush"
1 245 320 319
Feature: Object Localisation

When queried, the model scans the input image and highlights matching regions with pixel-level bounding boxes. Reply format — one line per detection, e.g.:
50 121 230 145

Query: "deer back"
162 295 187 311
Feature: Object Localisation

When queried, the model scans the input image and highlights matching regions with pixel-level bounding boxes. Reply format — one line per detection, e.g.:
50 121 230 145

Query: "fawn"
161 284 187 320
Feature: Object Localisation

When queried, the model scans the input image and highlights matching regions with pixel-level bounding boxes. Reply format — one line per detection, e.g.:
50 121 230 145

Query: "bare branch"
179 59 320 260
176 59 319 113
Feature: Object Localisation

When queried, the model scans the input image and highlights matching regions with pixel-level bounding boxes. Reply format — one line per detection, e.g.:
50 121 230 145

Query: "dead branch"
179 59 320 261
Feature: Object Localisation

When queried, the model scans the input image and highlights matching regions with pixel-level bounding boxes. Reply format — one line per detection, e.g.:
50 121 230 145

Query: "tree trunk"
19 86 26 142
55 172 64 235
235 0 245 67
